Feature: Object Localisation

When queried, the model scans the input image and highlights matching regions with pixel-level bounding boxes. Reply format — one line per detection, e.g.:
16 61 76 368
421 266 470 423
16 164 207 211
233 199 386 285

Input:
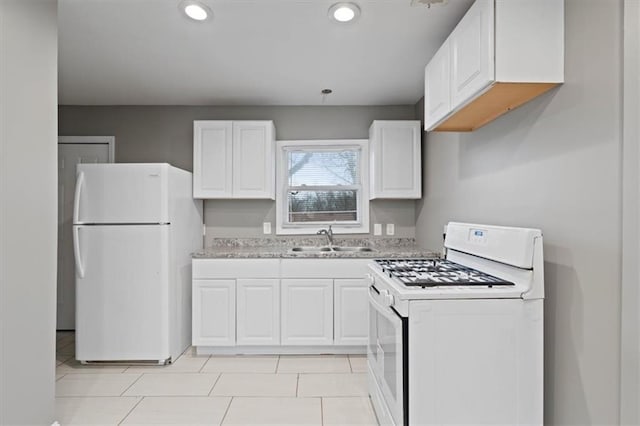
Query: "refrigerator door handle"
73 171 85 224
73 226 85 278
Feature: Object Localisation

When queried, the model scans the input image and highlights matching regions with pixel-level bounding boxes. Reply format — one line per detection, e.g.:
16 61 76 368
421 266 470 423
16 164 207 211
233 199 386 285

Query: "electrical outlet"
263 222 272 234
374 224 382 236
386 223 395 236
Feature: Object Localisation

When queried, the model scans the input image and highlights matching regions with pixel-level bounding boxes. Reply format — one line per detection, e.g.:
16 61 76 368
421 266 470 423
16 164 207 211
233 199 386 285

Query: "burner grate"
375 259 515 288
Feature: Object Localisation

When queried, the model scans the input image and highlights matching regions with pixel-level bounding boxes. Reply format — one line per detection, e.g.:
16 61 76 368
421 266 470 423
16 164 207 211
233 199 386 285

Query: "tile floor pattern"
55 332 378 425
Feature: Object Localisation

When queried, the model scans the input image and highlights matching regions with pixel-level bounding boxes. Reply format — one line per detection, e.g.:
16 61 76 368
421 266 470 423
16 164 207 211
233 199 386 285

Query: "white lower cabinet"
192 280 236 346
281 279 333 346
236 279 280 346
334 279 369 345
192 258 370 352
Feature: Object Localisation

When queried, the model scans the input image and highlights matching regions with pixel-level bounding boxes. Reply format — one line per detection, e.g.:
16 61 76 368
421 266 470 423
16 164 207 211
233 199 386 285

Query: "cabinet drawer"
193 259 279 279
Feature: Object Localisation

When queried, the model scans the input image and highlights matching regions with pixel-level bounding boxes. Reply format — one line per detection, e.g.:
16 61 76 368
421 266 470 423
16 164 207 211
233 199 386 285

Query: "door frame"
58 136 115 162
56 136 115 330
621 1 640 423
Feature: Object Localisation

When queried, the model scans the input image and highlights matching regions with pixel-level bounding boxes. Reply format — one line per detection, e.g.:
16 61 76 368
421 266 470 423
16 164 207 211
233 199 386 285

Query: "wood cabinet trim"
434 82 560 132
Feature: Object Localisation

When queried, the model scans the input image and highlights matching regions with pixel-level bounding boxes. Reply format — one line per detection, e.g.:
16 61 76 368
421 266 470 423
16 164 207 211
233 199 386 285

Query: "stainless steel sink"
331 246 375 252
290 246 332 252
289 246 375 253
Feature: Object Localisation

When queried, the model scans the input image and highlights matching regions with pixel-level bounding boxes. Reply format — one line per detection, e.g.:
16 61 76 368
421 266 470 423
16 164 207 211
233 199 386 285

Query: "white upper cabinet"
369 120 421 200
193 121 233 198
424 40 451 130
449 0 494 109
232 122 275 199
193 120 275 199
425 0 564 132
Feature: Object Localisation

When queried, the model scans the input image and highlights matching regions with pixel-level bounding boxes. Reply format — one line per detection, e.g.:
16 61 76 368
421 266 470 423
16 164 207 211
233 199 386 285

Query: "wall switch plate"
263 222 272 234
374 224 382 236
386 223 395 236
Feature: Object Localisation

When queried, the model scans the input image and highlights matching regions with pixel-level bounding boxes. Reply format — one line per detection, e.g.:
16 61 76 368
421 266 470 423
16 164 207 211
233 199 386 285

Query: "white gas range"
367 222 544 426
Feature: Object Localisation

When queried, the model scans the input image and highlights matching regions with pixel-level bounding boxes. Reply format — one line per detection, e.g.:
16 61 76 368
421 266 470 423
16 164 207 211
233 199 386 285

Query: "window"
276 140 369 235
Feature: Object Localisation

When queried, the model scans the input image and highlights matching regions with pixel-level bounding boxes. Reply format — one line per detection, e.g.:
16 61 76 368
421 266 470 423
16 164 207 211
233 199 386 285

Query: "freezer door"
75 224 171 362
74 163 169 224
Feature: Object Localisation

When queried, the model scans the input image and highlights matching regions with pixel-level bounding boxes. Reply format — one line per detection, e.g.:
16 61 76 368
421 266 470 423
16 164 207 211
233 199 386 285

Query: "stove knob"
381 289 395 307
366 273 375 285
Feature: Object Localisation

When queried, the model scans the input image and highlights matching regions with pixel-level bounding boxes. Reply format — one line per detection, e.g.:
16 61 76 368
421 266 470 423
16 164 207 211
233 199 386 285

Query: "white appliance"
73 163 203 364
367 222 544 426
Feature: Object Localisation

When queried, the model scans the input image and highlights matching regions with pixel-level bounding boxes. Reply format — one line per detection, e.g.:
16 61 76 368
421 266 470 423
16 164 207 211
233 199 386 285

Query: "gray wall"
0 0 58 424
415 0 622 424
59 105 417 242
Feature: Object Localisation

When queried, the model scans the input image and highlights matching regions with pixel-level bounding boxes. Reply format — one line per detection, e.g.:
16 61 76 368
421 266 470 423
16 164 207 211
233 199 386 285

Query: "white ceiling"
58 0 473 106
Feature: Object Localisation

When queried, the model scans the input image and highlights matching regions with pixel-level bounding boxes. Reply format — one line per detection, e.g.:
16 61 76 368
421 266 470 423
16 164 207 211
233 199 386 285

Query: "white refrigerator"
73 163 203 363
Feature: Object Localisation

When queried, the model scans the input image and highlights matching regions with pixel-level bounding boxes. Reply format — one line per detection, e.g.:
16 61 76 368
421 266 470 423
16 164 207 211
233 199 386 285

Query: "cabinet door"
232 121 275 199
281 279 333 345
192 280 235 346
449 0 494 109
193 121 233 198
237 279 280 346
370 121 421 199
424 41 451 130
334 279 368 346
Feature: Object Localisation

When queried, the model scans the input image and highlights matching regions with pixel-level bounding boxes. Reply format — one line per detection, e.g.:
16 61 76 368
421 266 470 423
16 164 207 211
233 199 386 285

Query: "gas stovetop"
375 259 515 288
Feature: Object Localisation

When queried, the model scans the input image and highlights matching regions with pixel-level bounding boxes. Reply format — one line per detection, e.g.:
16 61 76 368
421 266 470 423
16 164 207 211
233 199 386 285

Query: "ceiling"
58 0 473 106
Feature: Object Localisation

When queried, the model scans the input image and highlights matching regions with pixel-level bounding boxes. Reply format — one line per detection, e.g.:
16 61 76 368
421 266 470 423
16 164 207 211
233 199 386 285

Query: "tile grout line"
347 356 354 373
198 355 212 373
220 396 234 425
208 372 223 396
117 395 145 425
296 373 300 397
56 354 73 364
56 339 75 351
275 355 281 373
119 373 144 397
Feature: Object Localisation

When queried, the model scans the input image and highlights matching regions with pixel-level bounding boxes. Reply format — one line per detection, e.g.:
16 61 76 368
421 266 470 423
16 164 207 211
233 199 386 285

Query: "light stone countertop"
192 237 441 259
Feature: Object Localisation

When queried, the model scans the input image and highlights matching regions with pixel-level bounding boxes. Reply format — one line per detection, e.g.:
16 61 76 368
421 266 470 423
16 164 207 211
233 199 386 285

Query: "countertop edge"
192 248 441 259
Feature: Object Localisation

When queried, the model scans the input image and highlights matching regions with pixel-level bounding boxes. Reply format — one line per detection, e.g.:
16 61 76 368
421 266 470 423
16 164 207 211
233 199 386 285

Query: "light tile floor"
55 332 378 425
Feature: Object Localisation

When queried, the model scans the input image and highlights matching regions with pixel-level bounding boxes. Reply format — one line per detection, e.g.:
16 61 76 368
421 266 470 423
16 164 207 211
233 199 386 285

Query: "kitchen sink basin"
289 246 375 253
331 246 375 252
290 246 332 252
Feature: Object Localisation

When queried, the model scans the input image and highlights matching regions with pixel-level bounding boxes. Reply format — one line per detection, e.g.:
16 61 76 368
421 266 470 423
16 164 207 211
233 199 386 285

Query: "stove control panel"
469 228 489 245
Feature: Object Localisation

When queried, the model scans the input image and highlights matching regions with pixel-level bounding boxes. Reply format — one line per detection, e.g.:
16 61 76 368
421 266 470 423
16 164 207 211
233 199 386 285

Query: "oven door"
368 285 406 426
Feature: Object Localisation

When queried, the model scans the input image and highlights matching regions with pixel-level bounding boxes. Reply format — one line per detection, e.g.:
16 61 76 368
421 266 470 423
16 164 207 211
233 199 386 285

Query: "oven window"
378 310 399 399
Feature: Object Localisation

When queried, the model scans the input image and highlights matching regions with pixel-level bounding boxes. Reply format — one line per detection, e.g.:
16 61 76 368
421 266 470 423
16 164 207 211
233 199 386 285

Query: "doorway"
57 136 114 330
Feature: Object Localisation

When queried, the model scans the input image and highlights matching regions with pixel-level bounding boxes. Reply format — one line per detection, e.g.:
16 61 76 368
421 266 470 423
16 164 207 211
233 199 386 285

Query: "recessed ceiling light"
328 3 361 23
180 0 212 22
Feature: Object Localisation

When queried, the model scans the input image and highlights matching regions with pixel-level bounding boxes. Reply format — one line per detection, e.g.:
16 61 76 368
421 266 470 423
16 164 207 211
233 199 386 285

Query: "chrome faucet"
317 225 334 246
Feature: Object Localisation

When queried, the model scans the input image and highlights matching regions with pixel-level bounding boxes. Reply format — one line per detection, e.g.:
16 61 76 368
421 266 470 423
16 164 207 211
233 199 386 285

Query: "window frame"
276 139 369 235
